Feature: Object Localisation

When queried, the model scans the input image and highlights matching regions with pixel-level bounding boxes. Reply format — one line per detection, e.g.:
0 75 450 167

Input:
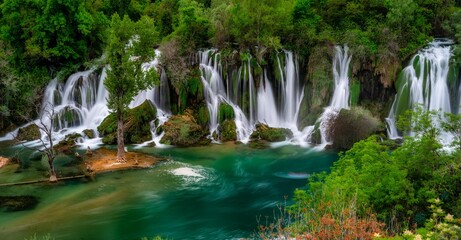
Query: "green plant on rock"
218 103 234 124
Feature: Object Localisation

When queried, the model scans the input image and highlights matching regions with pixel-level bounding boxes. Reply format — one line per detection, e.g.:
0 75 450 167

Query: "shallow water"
0 143 337 239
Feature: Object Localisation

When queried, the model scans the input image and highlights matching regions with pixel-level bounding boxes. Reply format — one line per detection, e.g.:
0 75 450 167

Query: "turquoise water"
0 143 337 239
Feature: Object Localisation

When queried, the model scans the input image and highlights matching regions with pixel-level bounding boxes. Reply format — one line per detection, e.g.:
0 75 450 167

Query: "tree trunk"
48 159 57 182
117 108 126 162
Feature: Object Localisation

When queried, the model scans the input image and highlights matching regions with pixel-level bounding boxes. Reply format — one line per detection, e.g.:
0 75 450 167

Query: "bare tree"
15 102 58 182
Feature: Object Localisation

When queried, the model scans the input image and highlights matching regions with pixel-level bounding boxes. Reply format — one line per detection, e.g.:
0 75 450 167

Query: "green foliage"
105 14 159 113
289 107 461 236
172 0 210 52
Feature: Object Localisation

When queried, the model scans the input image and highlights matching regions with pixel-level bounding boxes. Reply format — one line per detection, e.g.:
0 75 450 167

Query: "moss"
218 103 234 124
197 104 210 127
160 109 210 147
98 100 157 144
250 124 291 142
218 120 237 141
16 124 41 141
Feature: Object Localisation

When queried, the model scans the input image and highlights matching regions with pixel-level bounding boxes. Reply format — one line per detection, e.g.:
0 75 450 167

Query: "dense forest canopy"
0 0 460 129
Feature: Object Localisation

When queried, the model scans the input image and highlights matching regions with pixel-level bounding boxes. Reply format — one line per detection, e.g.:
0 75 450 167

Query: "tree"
105 14 159 161
14 102 58 182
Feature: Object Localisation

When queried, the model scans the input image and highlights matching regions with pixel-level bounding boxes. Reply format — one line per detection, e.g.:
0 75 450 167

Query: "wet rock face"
160 109 210 147
16 124 41 141
98 100 157 144
0 196 39 212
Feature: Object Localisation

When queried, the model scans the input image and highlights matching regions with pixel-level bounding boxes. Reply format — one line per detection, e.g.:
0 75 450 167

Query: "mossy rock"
160 109 210 147
328 107 381 150
218 120 237 142
55 133 82 153
16 124 41 141
98 100 157 144
0 196 39 212
82 129 95 139
218 103 235 124
250 124 291 142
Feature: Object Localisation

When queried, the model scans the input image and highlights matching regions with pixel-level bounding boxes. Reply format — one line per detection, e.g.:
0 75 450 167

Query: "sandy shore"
84 148 166 173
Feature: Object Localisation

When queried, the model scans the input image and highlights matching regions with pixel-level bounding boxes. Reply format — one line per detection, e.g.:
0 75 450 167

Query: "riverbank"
0 157 10 169
85 148 167 174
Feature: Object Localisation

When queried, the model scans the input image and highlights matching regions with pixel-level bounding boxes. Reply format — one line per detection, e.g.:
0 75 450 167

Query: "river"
0 143 336 239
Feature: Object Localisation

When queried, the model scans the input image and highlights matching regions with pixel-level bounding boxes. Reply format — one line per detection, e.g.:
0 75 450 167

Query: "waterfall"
199 50 253 143
35 68 110 149
386 39 455 142
130 50 172 148
1 50 171 148
316 46 352 146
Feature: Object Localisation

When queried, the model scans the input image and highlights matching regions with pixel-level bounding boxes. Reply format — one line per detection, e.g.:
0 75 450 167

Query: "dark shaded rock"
250 124 291 142
16 124 41 141
0 196 39 212
160 109 210 146
98 100 157 144
328 107 381 150
218 120 237 142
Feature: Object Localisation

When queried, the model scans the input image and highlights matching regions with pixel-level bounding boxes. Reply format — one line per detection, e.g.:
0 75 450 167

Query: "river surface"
0 143 337 240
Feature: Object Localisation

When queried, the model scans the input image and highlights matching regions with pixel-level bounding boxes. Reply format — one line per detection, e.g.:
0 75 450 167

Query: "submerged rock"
98 100 157 144
160 109 210 146
250 124 291 142
0 196 39 212
16 124 41 141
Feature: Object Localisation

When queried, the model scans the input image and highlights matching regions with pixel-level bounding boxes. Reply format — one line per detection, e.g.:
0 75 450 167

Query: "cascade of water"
386 40 454 141
257 72 279 126
199 50 254 143
316 46 352 146
129 50 172 147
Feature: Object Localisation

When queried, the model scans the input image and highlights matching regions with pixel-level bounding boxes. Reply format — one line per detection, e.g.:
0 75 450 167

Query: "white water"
313 46 352 147
199 50 253 143
386 40 455 143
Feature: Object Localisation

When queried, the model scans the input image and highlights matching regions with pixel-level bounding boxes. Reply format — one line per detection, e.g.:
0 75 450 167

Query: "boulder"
250 124 291 142
16 124 41 141
328 107 381 150
98 100 157 144
160 109 210 146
